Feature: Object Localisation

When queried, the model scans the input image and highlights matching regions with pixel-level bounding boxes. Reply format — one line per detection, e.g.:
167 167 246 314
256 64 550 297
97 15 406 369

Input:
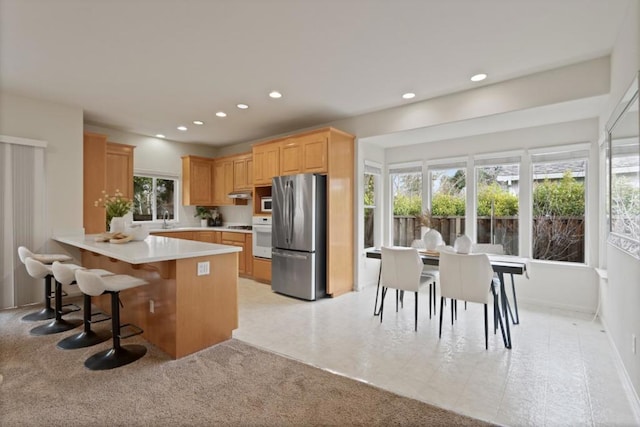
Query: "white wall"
0 92 83 257
598 0 640 408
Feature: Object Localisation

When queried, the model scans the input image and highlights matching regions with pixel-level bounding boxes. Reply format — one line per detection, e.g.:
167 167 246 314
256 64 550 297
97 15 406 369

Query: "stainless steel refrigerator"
271 173 326 300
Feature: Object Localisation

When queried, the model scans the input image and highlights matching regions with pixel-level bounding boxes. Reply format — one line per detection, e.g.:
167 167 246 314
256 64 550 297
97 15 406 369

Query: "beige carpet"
1 304 492 426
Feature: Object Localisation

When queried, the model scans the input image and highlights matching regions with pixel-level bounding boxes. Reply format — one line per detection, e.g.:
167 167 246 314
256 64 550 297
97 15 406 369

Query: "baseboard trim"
517 296 595 314
600 315 640 424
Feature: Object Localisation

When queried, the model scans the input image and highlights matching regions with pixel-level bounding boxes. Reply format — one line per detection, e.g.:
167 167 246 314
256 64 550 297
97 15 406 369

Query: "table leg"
498 272 512 349
373 263 382 316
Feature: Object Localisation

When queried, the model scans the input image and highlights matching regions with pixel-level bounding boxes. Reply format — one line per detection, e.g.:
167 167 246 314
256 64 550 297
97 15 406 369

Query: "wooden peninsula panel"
56 234 243 360
82 251 238 359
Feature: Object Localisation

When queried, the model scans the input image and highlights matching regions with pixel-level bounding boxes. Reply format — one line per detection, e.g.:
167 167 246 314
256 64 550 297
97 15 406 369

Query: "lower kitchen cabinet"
253 257 271 284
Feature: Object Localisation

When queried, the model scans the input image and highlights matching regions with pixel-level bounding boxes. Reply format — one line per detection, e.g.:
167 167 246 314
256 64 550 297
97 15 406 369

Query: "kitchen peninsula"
54 234 242 359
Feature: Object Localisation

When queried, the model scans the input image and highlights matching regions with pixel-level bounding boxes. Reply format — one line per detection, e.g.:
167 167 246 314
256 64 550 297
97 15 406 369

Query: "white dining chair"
378 246 435 331
472 243 520 325
438 249 507 349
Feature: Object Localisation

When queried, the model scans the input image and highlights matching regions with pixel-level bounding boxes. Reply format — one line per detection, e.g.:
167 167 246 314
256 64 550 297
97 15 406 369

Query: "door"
272 174 316 252
271 248 317 300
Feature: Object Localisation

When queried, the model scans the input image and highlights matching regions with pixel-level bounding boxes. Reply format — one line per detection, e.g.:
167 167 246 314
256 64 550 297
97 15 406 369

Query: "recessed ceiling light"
269 91 283 99
237 103 249 109
470 73 487 82
193 120 204 125
177 126 187 131
216 112 227 118
155 134 166 138
402 92 416 99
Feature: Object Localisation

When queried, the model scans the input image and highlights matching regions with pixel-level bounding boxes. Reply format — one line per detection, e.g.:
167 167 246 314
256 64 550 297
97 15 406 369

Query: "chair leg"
428 283 432 319
464 301 467 311
451 299 454 325
510 273 520 325
484 304 488 350
373 266 381 315
395 289 399 312
84 291 147 370
21 274 56 321
30 280 82 335
414 292 418 331
57 293 111 349
439 297 444 338
380 287 387 323
454 300 457 321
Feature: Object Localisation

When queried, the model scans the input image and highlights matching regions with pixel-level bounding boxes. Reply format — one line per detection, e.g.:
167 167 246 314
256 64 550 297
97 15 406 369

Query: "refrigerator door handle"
273 250 308 260
288 180 295 244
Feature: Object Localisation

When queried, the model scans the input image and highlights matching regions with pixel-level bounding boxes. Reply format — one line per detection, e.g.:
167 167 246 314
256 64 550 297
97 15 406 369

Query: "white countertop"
150 227 252 234
54 234 242 264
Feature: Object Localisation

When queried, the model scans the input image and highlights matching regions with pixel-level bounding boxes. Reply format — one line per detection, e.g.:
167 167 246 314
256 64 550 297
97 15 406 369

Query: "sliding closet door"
0 140 47 309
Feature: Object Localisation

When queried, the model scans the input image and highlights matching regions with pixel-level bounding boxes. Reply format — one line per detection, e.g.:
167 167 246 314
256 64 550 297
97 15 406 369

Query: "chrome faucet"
162 210 170 229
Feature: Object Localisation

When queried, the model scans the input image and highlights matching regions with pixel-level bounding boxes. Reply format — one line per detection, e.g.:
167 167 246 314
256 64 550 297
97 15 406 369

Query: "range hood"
228 190 252 199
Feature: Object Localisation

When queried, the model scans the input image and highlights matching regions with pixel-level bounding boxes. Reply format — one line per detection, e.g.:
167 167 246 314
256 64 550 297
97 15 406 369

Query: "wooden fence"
392 215 584 262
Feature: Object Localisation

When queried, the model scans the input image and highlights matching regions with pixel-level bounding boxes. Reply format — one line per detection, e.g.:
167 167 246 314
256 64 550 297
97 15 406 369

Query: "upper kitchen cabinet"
213 156 248 206
233 153 253 191
252 142 280 186
182 155 214 206
280 132 328 176
83 132 135 234
106 142 134 199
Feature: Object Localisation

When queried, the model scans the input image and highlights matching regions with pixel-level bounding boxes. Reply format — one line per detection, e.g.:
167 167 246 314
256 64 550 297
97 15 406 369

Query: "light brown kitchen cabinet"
253 258 271 284
196 231 221 243
221 232 246 274
280 132 328 176
214 157 249 206
83 132 135 234
252 142 280 186
182 155 215 206
233 153 253 191
245 234 253 276
250 127 354 296
106 142 135 199
153 231 195 240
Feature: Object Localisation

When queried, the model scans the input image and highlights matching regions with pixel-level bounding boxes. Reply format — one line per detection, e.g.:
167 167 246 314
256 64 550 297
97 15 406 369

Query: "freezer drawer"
271 249 325 301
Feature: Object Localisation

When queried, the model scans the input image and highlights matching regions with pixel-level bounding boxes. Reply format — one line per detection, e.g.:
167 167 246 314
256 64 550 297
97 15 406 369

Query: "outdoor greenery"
133 176 175 221
477 183 519 216
533 171 585 216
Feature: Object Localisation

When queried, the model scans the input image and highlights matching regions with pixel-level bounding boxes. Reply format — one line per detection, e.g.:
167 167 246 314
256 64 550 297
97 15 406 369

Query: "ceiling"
0 0 631 147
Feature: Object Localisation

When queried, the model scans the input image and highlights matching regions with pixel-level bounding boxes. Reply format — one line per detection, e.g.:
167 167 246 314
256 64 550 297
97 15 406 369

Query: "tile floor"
233 278 640 426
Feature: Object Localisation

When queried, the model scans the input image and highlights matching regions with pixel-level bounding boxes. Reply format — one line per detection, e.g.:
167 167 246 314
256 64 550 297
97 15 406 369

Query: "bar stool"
17 246 72 321
24 257 82 335
75 270 148 370
52 262 114 350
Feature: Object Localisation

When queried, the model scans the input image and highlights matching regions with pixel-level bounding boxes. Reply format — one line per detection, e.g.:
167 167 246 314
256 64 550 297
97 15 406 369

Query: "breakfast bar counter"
54 234 242 359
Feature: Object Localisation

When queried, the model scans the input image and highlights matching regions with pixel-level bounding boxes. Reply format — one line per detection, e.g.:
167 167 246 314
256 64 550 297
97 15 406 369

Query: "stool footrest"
119 323 143 340
60 303 81 314
89 312 111 324
48 289 68 300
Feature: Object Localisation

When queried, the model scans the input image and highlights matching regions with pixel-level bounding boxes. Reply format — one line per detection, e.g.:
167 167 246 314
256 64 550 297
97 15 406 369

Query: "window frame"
132 171 180 224
388 161 423 247
529 144 590 265
364 161 382 249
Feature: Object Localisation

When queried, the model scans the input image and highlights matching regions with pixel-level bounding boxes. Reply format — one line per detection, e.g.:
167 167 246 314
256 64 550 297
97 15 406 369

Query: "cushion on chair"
18 246 72 264
51 262 84 286
23 257 53 279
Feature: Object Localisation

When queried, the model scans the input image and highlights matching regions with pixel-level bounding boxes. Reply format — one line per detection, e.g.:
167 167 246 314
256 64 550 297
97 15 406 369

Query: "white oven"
252 216 272 259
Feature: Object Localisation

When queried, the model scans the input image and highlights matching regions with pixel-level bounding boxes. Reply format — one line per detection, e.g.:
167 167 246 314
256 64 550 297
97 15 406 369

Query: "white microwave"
260 197 272 213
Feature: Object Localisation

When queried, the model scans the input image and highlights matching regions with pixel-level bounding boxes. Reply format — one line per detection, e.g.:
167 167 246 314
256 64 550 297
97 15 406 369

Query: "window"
531 147 588 263
364 162 382 248
133 174 178 222
389 163 422 247
475 157 520 255
428 161 466 246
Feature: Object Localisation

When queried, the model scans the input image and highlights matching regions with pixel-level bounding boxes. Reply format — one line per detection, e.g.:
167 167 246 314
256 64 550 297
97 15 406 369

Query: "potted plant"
94 190 133 232
194 206 212 227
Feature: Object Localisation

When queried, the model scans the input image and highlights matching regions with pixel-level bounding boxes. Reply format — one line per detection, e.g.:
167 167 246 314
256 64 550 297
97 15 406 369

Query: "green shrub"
431 193 465 216
533 172 584 216
477 183 519 216
393 194 422 215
